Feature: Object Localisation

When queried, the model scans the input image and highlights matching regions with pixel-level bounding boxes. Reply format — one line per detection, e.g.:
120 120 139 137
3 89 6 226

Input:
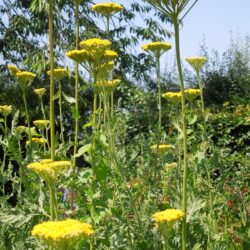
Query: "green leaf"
74 144 92 158
188 113 198 125
53 90 60 100
83 121 93 129
62 92 76 104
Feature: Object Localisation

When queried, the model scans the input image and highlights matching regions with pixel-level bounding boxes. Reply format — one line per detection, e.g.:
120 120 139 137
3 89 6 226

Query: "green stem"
156 55 162 129
93 93 97 129
197 71 205 124
49 0 55 161
73 0 80 168
59 80 65 144
111 92 114 118
49 183 58 221
40 96 46 120
173 16 188 250
22 89 31 143
107 16 110 39
49 184 55 220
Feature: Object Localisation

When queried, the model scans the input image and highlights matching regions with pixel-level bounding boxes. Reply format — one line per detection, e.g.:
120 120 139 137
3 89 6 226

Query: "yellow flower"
27 160 71 182
184 89 201 101
142 42 172 57
27 162 54 181
162 92 181 103
65 49 90 63
26 137 47 145
165 162 177 171
33 120 50 130
47 68 68 81
31 219 93 249
103 50 118 60
185 56 208 73
16 126 26 134
0 105 12 116
92 2 123 16
34 88 46 97
152 209 184 224
150 144 173 155
16 71 36 83
80 38 111 51
95 79 121 92
8 65 21 76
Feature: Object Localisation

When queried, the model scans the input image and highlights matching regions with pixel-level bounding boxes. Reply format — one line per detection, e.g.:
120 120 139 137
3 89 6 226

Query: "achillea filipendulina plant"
92 2 123 16
65 49 90 63
47 68 68 81
145 1 199 249
28 160 71 182
34 88 46 98
31 219 94 250
8 65 20 76
95 79 121 93
33 120 50 130
150 144 173 155
92 2 123 36
142 42 172 129
26 137 47 145
28 159 71 220
152 209 184 224
142 42 172 58
186 56 208 121
185 56 208 73
162 92 182 103
80 38 111 53
0 105 12 116
165 162 178 171
9 68 36 143
153 209 184 250
16 71 36 84
184 88 201 101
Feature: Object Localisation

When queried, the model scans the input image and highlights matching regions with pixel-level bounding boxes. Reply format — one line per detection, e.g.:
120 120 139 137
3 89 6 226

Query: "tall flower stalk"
145 1 198 249
142 42 172 130
185 56 208 123
73 0 80 168
49 0 55 161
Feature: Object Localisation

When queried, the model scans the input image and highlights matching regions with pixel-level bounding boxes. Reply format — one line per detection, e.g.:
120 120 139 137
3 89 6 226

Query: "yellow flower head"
80 38 111 51
33 120 50 130
165 162 178 171
150 144 173 155
184 89 201 101
92 2 123 16
16 125 26 134
8 65 21 76
31 219 94 249
34 88 46 97
162 92 181 103
103 50 118 60
0 105 12 116
47 68 68 81
152 209 184 224
26 137 47 145
185 56 208 73
142 42 172 57
66 49 90 63
95 79 121 92
16 71 36 84
27 160 71 182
